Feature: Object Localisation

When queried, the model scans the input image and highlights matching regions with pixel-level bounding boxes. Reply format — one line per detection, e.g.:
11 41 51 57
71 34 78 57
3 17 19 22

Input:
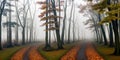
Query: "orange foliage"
40 4 47 10
44 27 59 31
41 21 56 26
85 43 104 60
61 45 80 60
38 14 44 18
40 15 62 21
29 46 45 60
38 8 63 18
11 47 30 60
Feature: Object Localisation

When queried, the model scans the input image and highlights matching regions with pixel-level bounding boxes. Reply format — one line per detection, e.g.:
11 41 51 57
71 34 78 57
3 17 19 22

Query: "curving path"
23 46 31 60
61 41 104 60
11 43 45 60
11 47 30 60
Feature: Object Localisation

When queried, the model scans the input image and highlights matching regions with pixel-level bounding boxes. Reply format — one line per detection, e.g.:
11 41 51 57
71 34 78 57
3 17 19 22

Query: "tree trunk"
0 16 2 50
91 16 100 43
78 27 80 41
29 28 32 43
109 23 114 47
61 0 67 44
0 0 6 49
26 23 28 43
44 0 51 50
99 29 103 44
51 0 63 49
29 21 33 43
68 1 74 44
7 0 13 47
22 27 25 45
72 10 75 42
49 29 51 47
112 20 120 55
15 19 19 45
98 14 108 45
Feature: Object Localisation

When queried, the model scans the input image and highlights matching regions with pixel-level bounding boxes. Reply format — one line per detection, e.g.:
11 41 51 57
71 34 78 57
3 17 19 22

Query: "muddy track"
77 42 87 60
61 41 104 60
11 44 45 60
23 47 31 60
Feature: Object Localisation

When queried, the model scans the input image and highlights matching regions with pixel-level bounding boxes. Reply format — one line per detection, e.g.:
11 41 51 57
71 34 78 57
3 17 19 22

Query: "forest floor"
96 44 120 60
38 42 78 60
1 41 116 60
0 46 25 60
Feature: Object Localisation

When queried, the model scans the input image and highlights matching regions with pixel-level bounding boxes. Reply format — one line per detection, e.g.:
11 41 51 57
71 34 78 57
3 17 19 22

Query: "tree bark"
112 20 120 55
0 0 6 49
72 5 75 42
51 0 63 49
109 23 114 47
22 27 25 45
61 0 67 44
98 14 108 45
68 1 74 44
7 0 13 47
44 0 51 50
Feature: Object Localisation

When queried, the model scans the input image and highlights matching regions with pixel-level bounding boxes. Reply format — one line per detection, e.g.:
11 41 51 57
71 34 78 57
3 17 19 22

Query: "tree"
68 0 74 43
7 0 14 47
15 0 29 45
28 0 36 43
61 0 67 44
91 0 120 55
72 4 75 42
98 14 108 45
0 0 6 50
3 22 19 46
14 0 19 45
51 0 63 49
37 0 64 49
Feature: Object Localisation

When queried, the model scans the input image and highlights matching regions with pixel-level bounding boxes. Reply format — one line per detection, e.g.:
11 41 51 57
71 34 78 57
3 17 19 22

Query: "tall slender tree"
61 0 67 44
68 0 74 43
0 0 6 50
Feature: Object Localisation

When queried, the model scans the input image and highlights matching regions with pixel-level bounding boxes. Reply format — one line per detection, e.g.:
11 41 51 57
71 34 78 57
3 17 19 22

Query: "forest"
0 0 120 60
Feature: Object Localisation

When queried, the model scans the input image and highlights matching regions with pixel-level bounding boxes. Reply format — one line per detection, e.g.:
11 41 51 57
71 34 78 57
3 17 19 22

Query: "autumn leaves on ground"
0 41 104 60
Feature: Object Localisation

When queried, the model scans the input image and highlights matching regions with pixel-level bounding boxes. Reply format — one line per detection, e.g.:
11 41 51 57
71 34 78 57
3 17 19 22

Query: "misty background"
1 0 97 43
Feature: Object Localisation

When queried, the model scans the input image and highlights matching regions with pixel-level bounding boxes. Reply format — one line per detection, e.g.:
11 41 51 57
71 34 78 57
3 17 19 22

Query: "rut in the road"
77 42 87 60
11 44 45 60
11 47 30 60
23 47 31 60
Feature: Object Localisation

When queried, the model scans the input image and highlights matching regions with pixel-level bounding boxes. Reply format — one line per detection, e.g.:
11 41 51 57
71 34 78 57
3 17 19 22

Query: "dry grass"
96 44 120 60
0 46 24 60
38 42 78 60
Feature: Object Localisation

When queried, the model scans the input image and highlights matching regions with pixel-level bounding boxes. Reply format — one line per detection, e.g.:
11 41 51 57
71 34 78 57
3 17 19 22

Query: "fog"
1 0 95 42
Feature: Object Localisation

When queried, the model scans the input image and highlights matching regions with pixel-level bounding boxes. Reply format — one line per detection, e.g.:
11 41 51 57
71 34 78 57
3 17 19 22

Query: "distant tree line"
0 0 37 50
